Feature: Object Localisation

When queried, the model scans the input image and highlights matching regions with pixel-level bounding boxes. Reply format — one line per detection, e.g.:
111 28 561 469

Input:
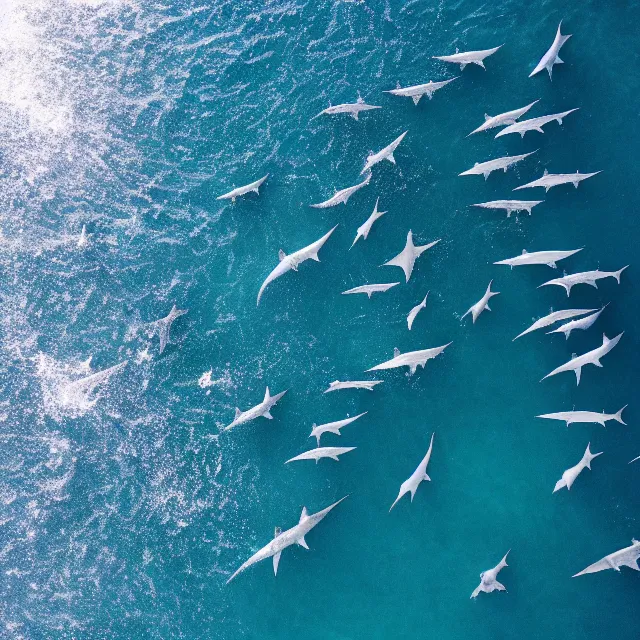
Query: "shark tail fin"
585 443 603 468
615 265 629 283
615 406 628 425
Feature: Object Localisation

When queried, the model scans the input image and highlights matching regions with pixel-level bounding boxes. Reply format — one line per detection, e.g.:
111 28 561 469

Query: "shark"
257 225 337 305
389 433 435 511
309 174 371 208
471 551 510 598
367 343 451 376
538 267 628 296
530 22 572 80
407 292 429 330
537 406 626 428
461 281 500 324
385 77 458 105
553 443 602 492
541 333 623 385
472 200 543 217
323 380 383 393
513 308 596 340
361 131 408 175
382 231 440 282
494 248 582 269
547 305 608 339
224 387 287 431
313 97 381 121
152 305 188 354
226 496 348 583
467 100 539 136
514 169 601 192
285 446 356 464
573 539 640 577
433 45 502 70
342 283 400 298
217 174 269 202
309 412 367 445
351 197 387 248
495 108 578 138
459 150 537 179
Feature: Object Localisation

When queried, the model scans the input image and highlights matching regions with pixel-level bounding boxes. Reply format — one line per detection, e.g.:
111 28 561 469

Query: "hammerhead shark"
285 446 356 464
459 150 537 179
495 109 578 138
224 387 287 431
467 100 539 135
226 496 348 583
323 380 383 393
541 333 623 385
513 308 596 340
530 22 571 80
461 281 500 324
471 551 510 598
382 231 440 282
217 175 269 202
313 97 381 121
389 433 435 511
407 292 429 330
351 197 387 248
367 343 451 376
342 283 400 298
573 540 640 577
257 225 337 305
309 412 367 445
547 305 608 339
514 169 601 192
537 406 626 428
434 45 502 70
309 174 371 208
361 131 408 175
538 267 628 296
472 200 543 217
553 443 602 492
495 248 582 269
385 77 458 105
153 305 188 354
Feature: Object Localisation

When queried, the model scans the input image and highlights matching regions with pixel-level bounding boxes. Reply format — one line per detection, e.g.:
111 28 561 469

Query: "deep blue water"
0 0 639 638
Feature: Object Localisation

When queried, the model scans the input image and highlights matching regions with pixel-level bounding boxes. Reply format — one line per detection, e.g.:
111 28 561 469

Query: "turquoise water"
0 0 639 638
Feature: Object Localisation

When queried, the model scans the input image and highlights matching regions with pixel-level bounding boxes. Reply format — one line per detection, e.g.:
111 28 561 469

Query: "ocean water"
0 0 639 638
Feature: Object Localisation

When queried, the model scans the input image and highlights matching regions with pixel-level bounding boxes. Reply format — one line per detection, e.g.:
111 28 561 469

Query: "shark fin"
299 507 308 523
235 407 242 418
394 347 400 357
297 536 309 549
424 473 431 481
412 95 421 106
409 364 417 376
263 411 273 419
387 153 395 164
575 367 582 385
351 111 359 120
278 249 286 261
273 551 281 576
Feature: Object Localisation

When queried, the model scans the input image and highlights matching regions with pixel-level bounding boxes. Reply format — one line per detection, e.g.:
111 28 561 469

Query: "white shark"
389 433 435 511
553 443 602 492
472 200 543 217
351 197 387 249
537 406 626 428
309 412 367 445
323 380 383 393
407 292 429 330
470 551 510 599
461 281 500 324
514 169 601 192
367 343 451 376
313 97 381 121
225 387 287 431
309 174 371 208
382 231 440 282
153 305 188 354
285 446 356 464
467 100 539 136
226 496 348 583
573 540 640 577
385 77 458 105
541 333 623 385
217 175 269 202
459 151 536 180
257 225 337 305
342 282 400 298
513 308 596 341
495 108 578 138
538 267 628 296
495 248 582 269
433 45 502 70
361 131 408 175
530 22 572 80
547 305 608 339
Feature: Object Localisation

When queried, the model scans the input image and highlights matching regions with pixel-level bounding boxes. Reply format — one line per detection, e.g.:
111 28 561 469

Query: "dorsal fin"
522 249 528 254
394 347 400 357
278 249 286 261
356 96 364 104
543 168 549 176
235 407 241 418
474 162 478 167
299 506 308 523
484 113 491 121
